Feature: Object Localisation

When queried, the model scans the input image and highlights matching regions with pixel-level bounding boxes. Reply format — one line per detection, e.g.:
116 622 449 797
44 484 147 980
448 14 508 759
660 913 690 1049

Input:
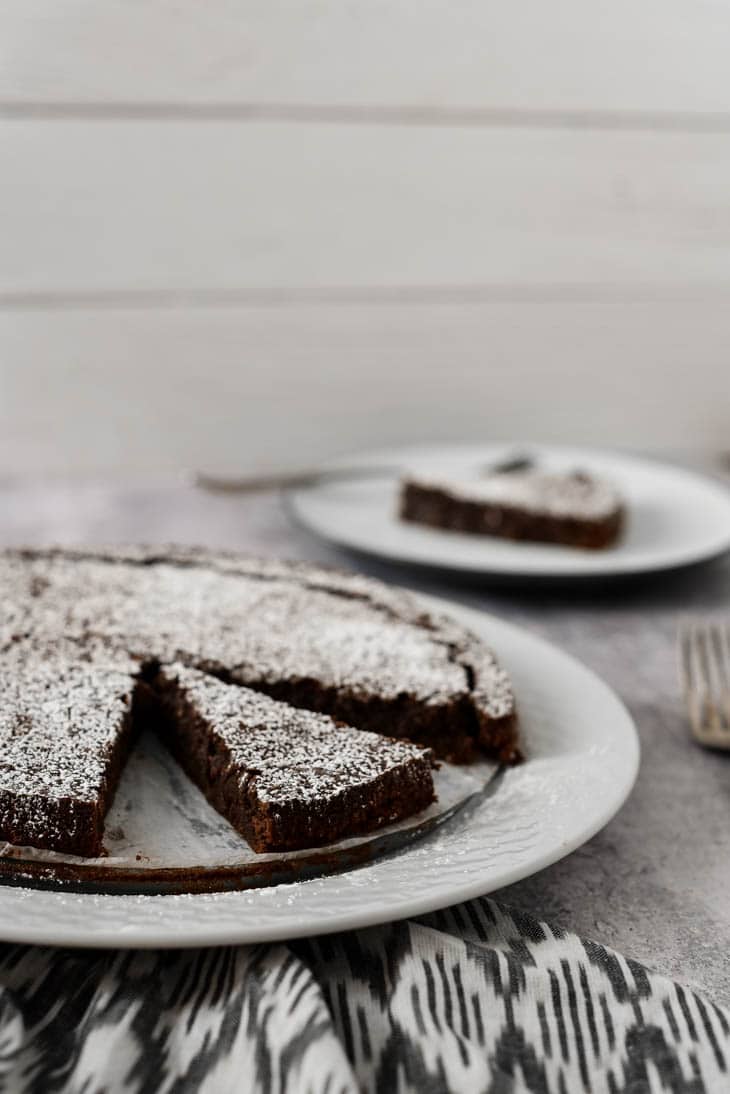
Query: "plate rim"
0 593 639 948
287 443 730 579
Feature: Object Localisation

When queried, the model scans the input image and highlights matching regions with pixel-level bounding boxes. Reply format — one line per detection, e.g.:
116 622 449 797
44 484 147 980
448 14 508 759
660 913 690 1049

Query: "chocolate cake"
0 548 518 856
0 645 137 856
400 469 623 549
153 664 435 852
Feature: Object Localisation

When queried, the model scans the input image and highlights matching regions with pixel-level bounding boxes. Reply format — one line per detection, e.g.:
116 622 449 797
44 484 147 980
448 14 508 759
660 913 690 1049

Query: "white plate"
0 735 498 893
0 595 638 948
289 444 730 579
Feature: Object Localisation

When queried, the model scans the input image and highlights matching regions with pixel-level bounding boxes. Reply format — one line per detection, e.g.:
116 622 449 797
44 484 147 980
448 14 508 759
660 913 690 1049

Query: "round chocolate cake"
0 548 518 857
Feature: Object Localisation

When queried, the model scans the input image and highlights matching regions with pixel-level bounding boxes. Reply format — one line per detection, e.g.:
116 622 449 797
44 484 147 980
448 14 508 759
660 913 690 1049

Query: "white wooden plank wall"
2 2 730 473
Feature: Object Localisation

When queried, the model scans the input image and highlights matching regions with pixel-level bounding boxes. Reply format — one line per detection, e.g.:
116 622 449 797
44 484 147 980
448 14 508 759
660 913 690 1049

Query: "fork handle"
194 451 535 495
194 465 401 494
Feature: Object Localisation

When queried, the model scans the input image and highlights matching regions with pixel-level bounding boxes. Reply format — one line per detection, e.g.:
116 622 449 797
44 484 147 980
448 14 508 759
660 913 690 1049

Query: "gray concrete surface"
2 474 729 1004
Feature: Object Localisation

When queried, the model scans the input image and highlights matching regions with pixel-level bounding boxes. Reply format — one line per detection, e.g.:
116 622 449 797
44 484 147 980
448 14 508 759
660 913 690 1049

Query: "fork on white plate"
679 620 730 749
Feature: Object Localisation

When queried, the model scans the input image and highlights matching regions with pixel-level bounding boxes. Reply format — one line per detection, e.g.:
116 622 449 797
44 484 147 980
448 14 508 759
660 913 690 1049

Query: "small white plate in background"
289 444 730 580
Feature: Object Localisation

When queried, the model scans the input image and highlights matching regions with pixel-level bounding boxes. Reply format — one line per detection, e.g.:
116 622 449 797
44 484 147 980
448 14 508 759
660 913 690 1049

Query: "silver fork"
194 453 535 495
679 620 730 749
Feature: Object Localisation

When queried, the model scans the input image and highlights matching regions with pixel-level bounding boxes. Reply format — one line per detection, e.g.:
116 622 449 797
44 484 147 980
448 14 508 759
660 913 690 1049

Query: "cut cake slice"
400 469 623 549
0 645 137 856
152 663 436 853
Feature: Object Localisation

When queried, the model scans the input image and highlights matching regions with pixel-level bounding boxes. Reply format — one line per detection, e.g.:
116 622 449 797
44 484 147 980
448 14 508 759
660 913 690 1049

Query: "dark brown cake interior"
400 473 623 550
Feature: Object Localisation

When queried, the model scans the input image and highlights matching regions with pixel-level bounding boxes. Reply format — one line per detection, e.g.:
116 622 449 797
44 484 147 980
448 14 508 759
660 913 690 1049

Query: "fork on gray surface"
679 620 730 749
194 452 535 495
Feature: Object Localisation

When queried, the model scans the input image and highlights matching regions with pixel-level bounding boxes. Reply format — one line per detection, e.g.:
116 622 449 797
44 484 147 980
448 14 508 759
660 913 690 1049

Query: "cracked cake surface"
0 547 518 856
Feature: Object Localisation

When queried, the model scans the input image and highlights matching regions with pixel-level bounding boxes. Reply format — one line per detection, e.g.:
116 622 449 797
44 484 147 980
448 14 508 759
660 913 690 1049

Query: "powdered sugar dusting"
163 663 432 805
7 549 512 711
403 470 621 520
0 650 133 805
0 548 516 851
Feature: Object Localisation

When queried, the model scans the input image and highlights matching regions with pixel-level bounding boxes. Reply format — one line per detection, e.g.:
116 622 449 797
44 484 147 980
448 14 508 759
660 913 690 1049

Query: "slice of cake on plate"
400 469 623 549
0 645 138 856
153 664 436 853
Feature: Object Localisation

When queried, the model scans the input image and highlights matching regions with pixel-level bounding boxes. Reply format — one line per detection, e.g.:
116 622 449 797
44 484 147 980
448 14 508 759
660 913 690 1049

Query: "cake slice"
400 469 623 549
0 646 137 856
152 663 436 853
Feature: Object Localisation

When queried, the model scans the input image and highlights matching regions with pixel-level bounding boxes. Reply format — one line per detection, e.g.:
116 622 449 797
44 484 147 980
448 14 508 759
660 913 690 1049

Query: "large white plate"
288 444 730 579
0 595 638 948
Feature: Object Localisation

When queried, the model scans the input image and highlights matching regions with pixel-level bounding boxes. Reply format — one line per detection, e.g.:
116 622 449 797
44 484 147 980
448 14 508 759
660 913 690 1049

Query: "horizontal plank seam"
3 101 730 133
3 285 730 311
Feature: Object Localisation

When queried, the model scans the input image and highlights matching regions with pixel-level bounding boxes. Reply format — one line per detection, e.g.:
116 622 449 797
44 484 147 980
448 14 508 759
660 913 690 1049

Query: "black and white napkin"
0 897 726 1093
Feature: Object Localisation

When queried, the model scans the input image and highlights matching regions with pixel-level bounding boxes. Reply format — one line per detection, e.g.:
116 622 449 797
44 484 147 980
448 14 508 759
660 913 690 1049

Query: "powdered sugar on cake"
6 549 514 715
403 470 621 520
0 643 136 803
165 663 432 805
0 548 518 852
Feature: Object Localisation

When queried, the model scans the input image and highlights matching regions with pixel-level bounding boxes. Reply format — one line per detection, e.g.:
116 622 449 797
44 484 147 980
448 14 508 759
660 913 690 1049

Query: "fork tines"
679 620 730 748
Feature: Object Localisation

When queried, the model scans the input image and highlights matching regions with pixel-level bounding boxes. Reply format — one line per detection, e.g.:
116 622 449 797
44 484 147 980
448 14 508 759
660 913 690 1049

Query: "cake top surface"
0 548 514 820
162 664 432 806
0 648 134 804
404 469 622 520
0 547 513 719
